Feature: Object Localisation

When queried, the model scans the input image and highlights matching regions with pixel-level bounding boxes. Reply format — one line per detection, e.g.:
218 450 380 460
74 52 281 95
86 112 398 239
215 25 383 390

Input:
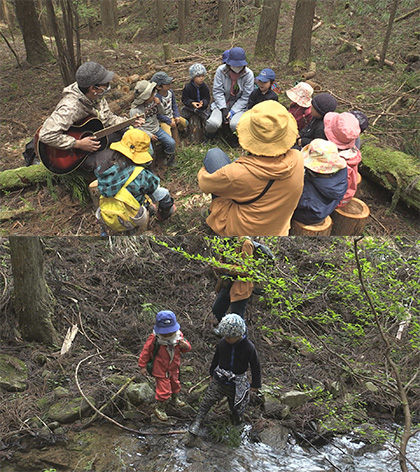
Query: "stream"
2 422 419 471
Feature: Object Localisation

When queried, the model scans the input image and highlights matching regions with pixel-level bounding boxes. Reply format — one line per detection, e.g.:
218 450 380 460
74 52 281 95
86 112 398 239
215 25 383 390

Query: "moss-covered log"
0 164 57 192
361 139 420 212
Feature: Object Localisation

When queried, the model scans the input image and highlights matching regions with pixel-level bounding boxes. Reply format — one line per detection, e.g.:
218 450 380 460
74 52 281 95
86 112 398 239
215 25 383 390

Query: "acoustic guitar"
34 114 144 175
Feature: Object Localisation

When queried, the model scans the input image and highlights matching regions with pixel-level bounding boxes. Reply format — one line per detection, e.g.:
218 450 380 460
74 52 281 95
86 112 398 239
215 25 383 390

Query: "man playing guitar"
37 61 145 174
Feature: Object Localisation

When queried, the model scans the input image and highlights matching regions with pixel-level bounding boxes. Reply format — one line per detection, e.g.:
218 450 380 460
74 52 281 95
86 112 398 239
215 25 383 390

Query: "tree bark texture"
100 0 118 39
9 236 59 345
379 0 399 67
13 0 52 65
218 0 229 39
254 0 281 58
288 0 317 65
178 0 185 43
156 0 164 34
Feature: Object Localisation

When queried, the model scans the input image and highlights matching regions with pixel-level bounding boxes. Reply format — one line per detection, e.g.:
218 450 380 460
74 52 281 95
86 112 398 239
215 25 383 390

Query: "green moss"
362 139 420 210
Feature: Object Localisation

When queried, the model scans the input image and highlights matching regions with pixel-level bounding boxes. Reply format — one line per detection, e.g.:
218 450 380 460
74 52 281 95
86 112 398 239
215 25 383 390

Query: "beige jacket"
198 150 304 236
38 82 126 149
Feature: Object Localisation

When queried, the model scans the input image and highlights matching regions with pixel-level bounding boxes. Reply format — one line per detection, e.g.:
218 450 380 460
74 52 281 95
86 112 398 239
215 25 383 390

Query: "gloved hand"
221 107 229 122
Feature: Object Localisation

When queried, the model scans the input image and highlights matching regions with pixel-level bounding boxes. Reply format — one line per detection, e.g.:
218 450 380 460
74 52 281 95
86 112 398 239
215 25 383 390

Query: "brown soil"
0 0 419 236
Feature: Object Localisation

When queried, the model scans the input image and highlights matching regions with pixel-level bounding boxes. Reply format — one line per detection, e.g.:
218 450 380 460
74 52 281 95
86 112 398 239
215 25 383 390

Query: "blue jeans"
148 127 176 156
204 148 231 174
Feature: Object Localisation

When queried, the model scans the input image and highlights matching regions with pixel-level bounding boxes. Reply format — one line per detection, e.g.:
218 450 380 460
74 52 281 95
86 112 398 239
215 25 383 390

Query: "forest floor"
0 236 419 471
0 0 419 237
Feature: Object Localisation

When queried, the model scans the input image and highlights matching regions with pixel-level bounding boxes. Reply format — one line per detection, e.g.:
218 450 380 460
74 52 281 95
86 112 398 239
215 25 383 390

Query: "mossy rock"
0 354 28 392
48 396 96 424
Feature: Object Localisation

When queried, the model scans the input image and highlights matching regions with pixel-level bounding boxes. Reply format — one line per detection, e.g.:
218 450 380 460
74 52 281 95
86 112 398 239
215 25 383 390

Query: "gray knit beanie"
76 62 114 88
218 314 246 338
189 63 207 78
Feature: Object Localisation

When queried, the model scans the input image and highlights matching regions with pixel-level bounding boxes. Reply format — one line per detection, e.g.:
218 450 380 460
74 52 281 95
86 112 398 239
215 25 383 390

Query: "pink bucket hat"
302 139 347 174
324 112 361 149
286 82 314 108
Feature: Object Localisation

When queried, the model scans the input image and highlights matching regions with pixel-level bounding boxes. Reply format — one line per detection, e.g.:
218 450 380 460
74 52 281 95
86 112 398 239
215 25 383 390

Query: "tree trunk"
156 0 164 35
13 0 53 65
379 0 399 67
288 0 317 66
37 0 50 36
1 0 14 29
100 0 118 39
185 0 190 16
9 236 60 345
178 0 185 43
45 0 79 86
218 0 229 39
254 0 281 58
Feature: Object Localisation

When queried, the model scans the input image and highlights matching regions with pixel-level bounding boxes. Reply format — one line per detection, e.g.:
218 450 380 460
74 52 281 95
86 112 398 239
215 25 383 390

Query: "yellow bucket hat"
110 128 153 165
237 101 298 157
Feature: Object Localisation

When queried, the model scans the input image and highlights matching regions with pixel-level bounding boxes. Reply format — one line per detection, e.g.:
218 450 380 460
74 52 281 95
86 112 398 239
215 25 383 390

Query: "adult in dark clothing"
247 68 278 109
189 314 261 435
296 93 337 149
293 139 348 225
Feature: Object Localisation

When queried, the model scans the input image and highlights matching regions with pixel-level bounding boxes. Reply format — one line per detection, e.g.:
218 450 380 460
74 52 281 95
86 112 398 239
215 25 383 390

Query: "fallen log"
0 164 56 192
360 138 420 212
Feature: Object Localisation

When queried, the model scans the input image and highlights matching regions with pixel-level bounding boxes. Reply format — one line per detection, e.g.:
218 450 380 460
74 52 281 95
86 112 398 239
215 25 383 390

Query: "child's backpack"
98 166 147 232
146 336 161 375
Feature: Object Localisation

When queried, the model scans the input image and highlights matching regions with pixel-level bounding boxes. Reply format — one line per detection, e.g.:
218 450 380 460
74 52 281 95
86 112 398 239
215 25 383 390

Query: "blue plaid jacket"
95 151 160 205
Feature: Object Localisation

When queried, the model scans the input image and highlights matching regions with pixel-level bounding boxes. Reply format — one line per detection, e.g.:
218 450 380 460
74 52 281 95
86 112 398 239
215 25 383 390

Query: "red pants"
155 371 181 401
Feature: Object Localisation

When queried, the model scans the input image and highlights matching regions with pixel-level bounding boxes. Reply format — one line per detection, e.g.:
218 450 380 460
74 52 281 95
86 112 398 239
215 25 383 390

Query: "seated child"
297 93 337 149
138 310 191 421
181 63 211 126
349 110 369 149
293 139 348 225
189 314 261 435
247 68 278 109
286 81 314 131
130 80 176 166
324 112 361 207
95 128 176 224
151 71 188 138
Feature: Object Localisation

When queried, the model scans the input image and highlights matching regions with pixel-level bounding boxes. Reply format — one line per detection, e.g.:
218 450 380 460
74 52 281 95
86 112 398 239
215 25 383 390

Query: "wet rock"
280 390 313 408
264 394 290 419
186 447 206 463
0 354 28 392
48 396 95 424
125 382 155 406
258 424 289 451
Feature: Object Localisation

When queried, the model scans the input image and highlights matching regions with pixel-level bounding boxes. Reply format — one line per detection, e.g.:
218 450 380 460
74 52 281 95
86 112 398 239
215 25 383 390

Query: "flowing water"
2 423 419 471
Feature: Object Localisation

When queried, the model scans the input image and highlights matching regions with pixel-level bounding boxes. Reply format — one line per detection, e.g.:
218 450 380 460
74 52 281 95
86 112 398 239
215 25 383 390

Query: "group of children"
98 46 368 233
138 309 261 436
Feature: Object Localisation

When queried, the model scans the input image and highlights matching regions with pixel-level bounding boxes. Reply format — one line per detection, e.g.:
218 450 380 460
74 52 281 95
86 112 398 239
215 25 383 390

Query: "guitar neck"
94 115 140 139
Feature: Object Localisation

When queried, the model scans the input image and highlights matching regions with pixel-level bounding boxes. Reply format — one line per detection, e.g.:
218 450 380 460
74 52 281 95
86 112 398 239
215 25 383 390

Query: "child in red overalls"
138 310 191 421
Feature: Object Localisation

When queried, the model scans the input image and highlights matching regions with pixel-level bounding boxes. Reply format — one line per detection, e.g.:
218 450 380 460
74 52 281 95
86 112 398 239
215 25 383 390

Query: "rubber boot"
171 393 185 407
157 196 176 221
154 400 168 421
165 153 176 167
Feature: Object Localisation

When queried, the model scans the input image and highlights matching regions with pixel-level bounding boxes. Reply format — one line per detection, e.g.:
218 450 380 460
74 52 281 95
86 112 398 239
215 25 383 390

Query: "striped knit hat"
189 63 207 78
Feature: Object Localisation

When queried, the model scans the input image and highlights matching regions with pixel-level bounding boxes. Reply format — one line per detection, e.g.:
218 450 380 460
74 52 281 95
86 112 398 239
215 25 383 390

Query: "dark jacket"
293 167 348 224
210 336 261 389
247 88 278 109
299 117 327 148
181 80 211 110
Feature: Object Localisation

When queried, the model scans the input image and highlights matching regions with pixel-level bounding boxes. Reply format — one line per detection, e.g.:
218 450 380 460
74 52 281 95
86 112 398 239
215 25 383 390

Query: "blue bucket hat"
226 47 248 67
222 49 230 64
256 68 276 82
154 310 180 334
